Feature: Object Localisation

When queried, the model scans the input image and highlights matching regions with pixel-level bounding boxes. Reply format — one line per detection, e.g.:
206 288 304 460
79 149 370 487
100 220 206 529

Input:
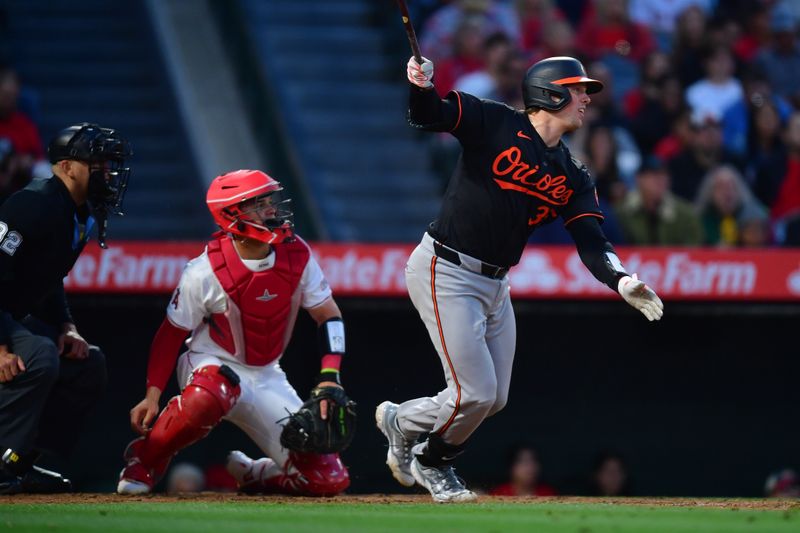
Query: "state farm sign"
64 242 800 301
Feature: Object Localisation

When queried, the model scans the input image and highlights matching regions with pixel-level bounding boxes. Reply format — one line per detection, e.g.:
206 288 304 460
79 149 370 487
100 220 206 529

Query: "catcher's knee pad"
288 451 350 496
138 365 241 468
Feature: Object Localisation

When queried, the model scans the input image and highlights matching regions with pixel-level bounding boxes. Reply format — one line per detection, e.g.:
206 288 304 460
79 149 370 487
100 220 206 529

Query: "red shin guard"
136 365 241 480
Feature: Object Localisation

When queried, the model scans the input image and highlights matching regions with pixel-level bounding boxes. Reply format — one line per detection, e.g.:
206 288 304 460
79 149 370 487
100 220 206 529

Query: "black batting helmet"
522 56 603 112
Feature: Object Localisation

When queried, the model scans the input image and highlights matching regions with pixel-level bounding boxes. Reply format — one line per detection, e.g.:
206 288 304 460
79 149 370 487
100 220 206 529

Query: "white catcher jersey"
166 245 332 364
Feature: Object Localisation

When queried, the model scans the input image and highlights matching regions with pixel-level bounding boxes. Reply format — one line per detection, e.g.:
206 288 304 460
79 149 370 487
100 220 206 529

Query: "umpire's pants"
0 313 107 457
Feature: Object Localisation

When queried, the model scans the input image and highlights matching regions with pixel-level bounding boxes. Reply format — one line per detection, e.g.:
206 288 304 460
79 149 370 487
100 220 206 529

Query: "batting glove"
618 274 664 321
407 56 434 88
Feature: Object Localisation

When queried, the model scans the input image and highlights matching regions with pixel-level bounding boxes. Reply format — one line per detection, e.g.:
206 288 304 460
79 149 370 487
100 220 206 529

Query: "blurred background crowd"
408 0 800 248
0 0 797 497
1 0 799 248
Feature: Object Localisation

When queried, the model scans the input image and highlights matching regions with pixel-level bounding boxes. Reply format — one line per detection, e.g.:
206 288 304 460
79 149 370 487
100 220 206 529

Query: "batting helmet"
522 56 603 112
206 169 295 244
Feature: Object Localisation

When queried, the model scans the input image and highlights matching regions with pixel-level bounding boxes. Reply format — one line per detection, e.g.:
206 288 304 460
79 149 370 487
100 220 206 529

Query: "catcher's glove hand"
280 386 357 454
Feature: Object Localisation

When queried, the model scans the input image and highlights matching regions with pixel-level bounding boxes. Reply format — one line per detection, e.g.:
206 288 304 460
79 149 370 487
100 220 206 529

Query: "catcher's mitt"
280 386 357 454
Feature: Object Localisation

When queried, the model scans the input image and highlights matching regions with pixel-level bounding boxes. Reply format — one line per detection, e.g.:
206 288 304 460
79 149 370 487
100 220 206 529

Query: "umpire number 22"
0 222 23 256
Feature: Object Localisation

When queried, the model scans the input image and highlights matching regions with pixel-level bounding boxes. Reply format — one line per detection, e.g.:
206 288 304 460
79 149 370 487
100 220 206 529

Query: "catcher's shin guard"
118 365 240 493
287 451 350 496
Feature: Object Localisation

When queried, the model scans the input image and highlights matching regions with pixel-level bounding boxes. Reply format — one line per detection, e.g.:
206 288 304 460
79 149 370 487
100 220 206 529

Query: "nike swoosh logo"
517 130 532 140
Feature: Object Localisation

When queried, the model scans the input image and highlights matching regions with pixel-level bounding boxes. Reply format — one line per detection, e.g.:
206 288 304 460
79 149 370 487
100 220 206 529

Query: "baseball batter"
376 56 664 502
117 170 350 496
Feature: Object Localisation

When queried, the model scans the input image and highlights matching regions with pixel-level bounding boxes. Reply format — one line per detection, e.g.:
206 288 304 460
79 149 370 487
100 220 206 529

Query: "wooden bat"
394 0 423 64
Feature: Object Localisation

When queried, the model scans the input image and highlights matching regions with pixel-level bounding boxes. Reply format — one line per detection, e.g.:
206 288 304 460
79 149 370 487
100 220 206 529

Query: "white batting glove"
407 56 434 88
618 274 664 321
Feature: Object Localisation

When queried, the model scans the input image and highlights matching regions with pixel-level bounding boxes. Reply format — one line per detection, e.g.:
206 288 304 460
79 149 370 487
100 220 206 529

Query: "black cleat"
20 466 72 493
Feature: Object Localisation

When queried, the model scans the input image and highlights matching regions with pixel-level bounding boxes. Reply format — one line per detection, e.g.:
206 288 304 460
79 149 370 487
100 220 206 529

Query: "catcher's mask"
48 122 133 248
206 169 295 244
522 56 603 112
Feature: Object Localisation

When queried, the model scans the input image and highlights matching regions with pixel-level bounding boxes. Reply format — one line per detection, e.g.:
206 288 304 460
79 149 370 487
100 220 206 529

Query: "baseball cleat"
375 401 415 487
0 466 72 495
410 457 477 503
117 438 164 495
116 471 151 495
226 450 282 492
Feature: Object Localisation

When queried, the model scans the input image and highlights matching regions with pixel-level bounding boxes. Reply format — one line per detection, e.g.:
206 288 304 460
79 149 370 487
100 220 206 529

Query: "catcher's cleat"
410 455 477 503
226 450 282 493
375 401 415 487
116 438 167 495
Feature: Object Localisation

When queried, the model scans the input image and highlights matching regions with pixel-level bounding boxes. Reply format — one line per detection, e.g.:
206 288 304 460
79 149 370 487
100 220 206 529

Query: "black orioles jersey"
410 86 604 268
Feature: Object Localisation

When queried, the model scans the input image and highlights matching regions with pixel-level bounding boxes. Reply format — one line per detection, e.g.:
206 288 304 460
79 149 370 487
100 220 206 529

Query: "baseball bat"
394 0 423 64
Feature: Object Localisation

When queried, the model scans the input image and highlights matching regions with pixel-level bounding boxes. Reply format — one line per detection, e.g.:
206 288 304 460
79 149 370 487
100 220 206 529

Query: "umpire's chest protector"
206 235 309 366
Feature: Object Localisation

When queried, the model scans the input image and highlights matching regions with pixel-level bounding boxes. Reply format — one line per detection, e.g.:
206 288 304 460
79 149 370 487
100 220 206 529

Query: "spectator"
489 444 557 497
492 48 529 109
780 213 800 246
583 124 627 205
0 66 44 178
434 16 486 96
668 114 744 202
746 102 788 208
629 0 713 51
685 45 744 126
764 469 800 498
671 5 710 87
615 155 704 245
420 0 520 63
530 18 578 63
203 463 238 492
588 451 631 497
695 164 768 247
739 207 773 247
0 139 32 203
622 50 672 120
755 1 800 107
454 31 514 100
631 76 687 155
575 0 657 63
722 67 793 157
514 0 566 53
731 3 772 63
165 462 205 494
769 111 800 221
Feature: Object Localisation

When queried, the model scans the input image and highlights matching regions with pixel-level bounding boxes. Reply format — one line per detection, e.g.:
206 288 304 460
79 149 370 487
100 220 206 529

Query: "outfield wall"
47 293 798 497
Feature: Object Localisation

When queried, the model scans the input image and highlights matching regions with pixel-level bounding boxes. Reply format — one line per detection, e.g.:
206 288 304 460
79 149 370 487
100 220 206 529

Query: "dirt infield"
2 493 799 510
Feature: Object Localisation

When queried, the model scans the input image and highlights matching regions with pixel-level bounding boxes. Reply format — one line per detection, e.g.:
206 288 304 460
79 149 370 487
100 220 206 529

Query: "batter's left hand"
58 324 90 359
316 381 344 420
618 274 664 321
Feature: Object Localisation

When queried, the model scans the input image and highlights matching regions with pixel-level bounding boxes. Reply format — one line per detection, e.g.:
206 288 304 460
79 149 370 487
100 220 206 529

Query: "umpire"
0 123 132 494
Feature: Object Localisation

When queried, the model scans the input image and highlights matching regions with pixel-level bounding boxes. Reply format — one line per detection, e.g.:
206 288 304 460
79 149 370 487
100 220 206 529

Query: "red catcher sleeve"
145 317 190 392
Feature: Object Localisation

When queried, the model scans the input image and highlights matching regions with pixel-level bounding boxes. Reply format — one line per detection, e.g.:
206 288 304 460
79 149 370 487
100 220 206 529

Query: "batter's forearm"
567 217 628 291
408 85 459 131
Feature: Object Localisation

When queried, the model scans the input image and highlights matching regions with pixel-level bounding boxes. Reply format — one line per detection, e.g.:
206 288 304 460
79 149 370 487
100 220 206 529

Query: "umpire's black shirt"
409 86 603 268
0 176 92 345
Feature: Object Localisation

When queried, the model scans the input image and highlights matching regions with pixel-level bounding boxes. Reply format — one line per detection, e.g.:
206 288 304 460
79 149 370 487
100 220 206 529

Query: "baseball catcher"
117 169 353 496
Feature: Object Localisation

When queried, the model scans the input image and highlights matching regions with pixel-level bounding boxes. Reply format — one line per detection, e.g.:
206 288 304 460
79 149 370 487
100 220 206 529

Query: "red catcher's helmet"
206 169 294 244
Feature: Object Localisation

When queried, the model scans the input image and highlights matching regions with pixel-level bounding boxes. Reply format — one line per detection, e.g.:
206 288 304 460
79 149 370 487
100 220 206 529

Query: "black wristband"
314 371 341 386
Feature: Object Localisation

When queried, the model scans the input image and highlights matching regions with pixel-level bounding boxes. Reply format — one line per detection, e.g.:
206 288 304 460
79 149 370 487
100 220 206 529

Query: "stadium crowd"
411 0 800 247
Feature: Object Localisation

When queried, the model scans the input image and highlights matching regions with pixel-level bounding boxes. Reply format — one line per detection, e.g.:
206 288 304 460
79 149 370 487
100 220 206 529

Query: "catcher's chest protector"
207 235 309 366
